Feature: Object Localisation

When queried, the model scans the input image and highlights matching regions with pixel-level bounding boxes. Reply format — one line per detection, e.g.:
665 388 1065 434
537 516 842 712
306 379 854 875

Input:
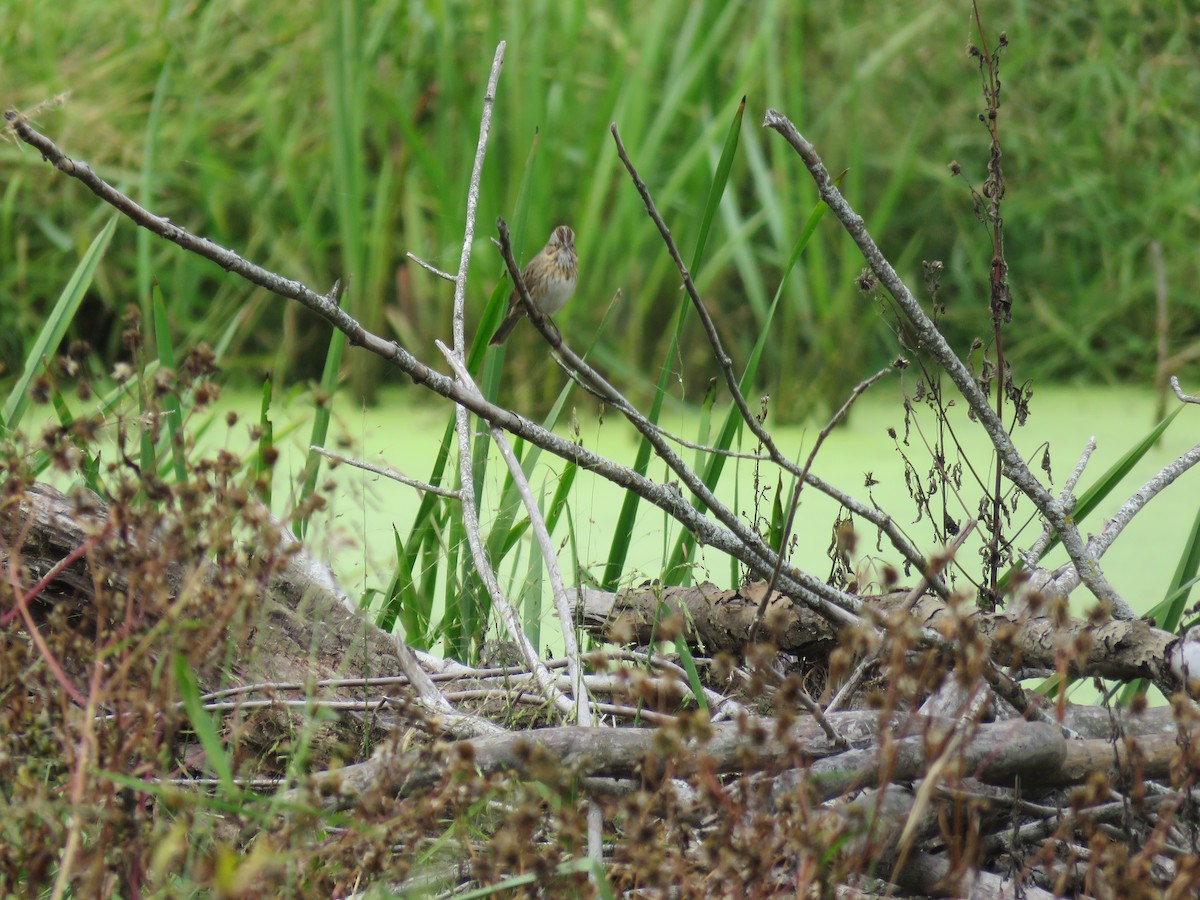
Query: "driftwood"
321 706 1197 804
7 481 1200 896
575 582 1198 692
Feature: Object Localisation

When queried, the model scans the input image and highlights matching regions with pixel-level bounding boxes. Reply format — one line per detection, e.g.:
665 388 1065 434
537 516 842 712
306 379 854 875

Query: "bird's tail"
489 311 521 346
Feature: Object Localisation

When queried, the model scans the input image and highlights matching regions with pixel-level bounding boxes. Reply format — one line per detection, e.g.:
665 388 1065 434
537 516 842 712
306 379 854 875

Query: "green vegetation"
4 1 1197 417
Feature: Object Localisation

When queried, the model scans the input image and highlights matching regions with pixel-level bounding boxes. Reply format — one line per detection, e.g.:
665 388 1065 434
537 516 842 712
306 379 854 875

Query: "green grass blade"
380 415 455 640
478 128 543 398
601 95 746 591
444 514 470 659
1073 406 1183 524
666 187 836 577
769 474 786 553
40 383 103 494
151 280 188 482
520 537 544 655
544 457 578 538
691 95 745 272
484 375 578 586
137 54 173 321
174 652 236 796
378 524 426 642
292 327 346 539
1152 508 1200 633
212 304 252 361
601 360 671 591
405 416 456 547
467 131 553 623
326 0 374 402
496 518 532 558
692 377 718 474
2 215 117 435
1033 408 1186 699
507 128 540 264
641 592 708 713
252 373 275 505
673 632 708 713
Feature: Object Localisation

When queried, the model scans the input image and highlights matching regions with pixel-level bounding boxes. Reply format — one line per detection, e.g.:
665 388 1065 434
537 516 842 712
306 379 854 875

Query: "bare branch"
451 41 505 349
405 251 456 282
309 445 462 498
492 219 870 632
609 124 769 453
763 108 1134 619
1044 439 1200 598
609 124 945 597
1021 437 1094 569
751 364 897 641
6 112 362 344
3 109 915 640
1171 376 1200 405
439 342 593 726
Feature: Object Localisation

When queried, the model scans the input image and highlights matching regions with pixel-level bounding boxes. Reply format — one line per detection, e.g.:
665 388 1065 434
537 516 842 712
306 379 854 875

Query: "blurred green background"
2 0 1198 419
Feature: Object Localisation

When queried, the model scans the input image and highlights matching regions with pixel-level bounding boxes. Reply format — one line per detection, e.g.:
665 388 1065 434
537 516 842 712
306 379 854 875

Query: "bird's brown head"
550 225 575 251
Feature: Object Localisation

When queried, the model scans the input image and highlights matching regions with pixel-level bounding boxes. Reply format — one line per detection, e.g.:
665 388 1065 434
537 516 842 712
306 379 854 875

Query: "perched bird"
490 225 577 345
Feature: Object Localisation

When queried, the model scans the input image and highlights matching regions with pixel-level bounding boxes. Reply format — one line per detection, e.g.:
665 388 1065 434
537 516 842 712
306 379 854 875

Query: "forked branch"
763 109 1136 620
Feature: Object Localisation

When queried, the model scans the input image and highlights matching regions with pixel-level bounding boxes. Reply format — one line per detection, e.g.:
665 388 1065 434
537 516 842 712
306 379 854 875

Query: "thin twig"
1 112 945 601
450 42 504 345
763 108 1134 620
609 123 944 598
610 124 773 458
1171 377 1200 405
5 542 89 706
309 445 462 498
6 112 360 341
1022 437 1095 569
406 251 456 282
9 107 1012 672
440 342 593 726
0 518 110 629
434 42 573 718
825 521 977 715
6 108 910 637
1043 440 1200 598
493 219 869 632
751 365 896 642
